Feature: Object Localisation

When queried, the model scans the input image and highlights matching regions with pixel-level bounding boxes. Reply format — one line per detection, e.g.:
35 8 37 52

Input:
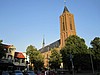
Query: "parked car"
2 71 10 75
12 70 23 75
24 70 35 75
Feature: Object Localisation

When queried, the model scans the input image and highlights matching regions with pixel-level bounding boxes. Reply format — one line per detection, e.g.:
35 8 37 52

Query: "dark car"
24 70 35 75
12 70 23 75
2 71 10 75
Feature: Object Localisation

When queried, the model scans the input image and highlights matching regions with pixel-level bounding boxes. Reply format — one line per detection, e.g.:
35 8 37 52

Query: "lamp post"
89 47 94 74
70 53 74 75
90 53 94 74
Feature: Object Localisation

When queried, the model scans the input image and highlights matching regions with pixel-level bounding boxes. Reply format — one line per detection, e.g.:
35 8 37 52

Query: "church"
39 4 76 68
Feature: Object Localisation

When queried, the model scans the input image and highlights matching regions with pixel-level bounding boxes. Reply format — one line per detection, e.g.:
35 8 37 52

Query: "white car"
12 70 23 75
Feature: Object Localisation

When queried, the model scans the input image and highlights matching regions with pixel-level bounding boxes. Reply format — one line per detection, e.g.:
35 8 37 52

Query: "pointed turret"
63 6 69 13
60 1 76 48
63 0 69 13
42 36 45 48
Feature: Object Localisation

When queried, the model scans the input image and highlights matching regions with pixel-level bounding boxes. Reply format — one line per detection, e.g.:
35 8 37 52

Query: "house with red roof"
0 43 27 71
13 52 26 70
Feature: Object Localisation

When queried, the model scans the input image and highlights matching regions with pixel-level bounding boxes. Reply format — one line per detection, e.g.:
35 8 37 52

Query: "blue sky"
0 0 100 52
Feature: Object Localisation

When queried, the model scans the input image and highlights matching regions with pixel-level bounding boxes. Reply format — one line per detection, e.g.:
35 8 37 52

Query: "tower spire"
63 0 69 13
60 0 76 48
42 35 45 48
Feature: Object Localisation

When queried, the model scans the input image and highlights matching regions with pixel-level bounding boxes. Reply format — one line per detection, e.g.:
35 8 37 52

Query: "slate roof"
39 39 60 53
63 6 69 13
0 44 11 48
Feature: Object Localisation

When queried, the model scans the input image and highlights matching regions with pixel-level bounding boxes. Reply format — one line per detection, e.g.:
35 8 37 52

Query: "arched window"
62 16 65 31
69 17 72 30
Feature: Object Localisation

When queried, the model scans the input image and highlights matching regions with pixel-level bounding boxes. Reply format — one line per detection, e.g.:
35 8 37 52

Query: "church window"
62 16 65 31
63 23 65 31
69 17 72 30
65 16 67 30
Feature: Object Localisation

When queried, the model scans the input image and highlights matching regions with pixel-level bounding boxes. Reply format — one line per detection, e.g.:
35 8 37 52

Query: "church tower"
60 5 76 48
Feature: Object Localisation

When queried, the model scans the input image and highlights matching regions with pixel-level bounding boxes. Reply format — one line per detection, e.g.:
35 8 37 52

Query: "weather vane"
64 0 66 6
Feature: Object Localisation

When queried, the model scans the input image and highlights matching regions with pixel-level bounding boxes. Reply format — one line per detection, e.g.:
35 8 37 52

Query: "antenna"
64 0 66 6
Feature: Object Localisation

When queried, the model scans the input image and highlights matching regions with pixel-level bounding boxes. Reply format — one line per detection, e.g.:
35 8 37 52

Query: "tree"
49 48 62 70
64 35 88 54
90 37 100 59
0 40 3 43
0 40 6 59
61 35 89 71
26 45 44 70
90 37 100 70
33 51 44 70
26 45 37 63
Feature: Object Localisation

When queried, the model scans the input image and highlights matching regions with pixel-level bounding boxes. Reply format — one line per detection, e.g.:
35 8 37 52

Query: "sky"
0 0 100 52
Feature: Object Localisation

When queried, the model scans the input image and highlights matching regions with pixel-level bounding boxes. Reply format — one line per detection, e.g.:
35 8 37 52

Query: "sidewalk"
57 73 98 75
57 70 100 75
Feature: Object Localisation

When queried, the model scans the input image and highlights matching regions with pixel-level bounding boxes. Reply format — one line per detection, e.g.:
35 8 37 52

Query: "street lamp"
90 53 94 74
89 47 94 74
70 53 74 75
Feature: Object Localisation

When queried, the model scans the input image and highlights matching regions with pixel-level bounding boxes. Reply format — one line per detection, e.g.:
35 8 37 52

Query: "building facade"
0 44 16 61
60 6 76 48
40 5 76 68
0 43 27 71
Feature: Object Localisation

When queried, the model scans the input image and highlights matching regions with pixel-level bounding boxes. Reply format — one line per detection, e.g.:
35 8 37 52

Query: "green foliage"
91 37 100 58
90 37 100 60
33 51 44 70
91 37 100 49
26 45 44 70
49 48 62 69
0 40 6 59
61 35 89 70
64 35 88 54
90 37 100 70
0 40 3 44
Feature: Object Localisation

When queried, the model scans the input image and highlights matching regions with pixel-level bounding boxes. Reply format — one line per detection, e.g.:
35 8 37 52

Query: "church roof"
63 6 69 13
39 39 60 53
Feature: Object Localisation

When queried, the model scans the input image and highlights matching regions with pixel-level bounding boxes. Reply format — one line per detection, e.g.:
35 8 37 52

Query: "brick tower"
60 6 76 48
